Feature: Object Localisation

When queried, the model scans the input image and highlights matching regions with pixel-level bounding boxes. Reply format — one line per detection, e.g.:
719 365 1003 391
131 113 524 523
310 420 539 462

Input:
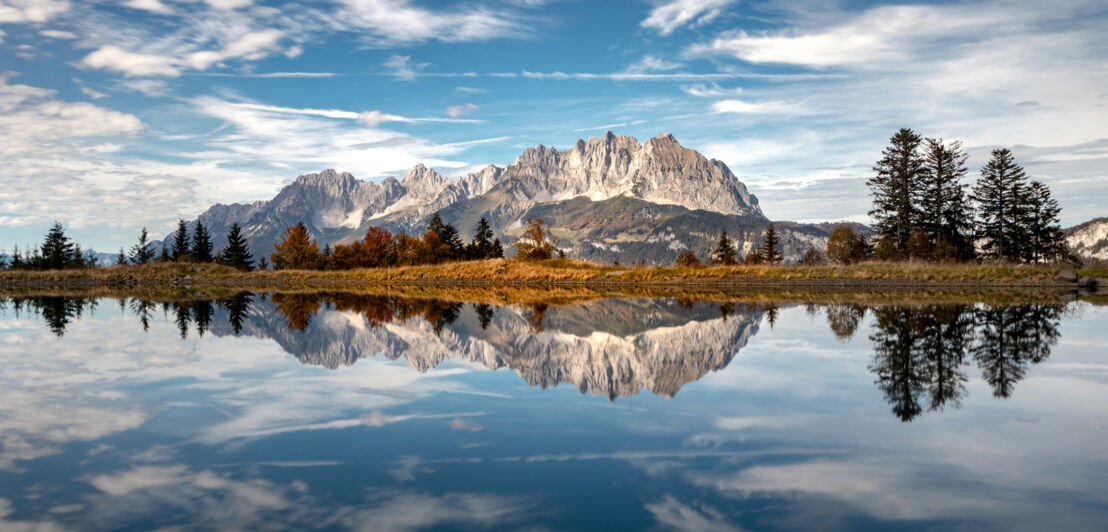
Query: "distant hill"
172 132 865 264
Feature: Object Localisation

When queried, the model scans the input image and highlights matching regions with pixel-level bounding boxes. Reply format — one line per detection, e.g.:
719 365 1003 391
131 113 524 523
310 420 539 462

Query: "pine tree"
920 138 973 260
257 256 269 270
116 247 127 266
40 221 75 270
1022 180 1065 263
868 128 925 257
761 223 783 265
10 246 24 270
158 245 170 262
0 250 8 270
191 221 213 263
711 229 736 265
171 219 190 261
468 217 495 259
130 227 155 265
220 222 254 270
491 238 504 258
972 148 1028 261
270 221 321 270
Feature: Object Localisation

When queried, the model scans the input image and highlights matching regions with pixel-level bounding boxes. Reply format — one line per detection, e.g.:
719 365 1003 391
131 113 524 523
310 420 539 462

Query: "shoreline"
0 260 1102 301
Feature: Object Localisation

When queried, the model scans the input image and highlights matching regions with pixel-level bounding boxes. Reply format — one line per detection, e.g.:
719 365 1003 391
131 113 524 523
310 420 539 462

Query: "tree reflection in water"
0 294 1066 420
862 303 1061 421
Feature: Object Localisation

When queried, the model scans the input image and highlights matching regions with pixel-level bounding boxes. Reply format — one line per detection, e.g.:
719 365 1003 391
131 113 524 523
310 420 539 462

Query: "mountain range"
210 297 764 399
162 131 1103 265
177 132 850 264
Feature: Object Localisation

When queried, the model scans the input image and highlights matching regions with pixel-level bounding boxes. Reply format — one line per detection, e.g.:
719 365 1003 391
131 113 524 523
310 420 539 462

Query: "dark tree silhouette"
467 217 496 259
1021 180 1065 263
869 128 925 256
220 222 254 270
221 292 254 334
473 303 495 330
972 304 1061 398
869 307 929 422
171 219 190 261
39 222 76 270
761 223 782 265
973 148 1028 261
192 221 214 263
826 304 866 341
711 229 736 265
130 227 155 265
919 139 974 260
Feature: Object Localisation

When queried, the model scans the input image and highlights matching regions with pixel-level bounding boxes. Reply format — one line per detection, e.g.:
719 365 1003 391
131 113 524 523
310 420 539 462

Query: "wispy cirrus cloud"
0 0 70 23
641 0 736 36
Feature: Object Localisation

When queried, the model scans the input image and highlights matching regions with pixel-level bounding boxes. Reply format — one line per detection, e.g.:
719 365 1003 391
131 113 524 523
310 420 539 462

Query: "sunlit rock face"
171 132 793 264
210 298 764 400
1066 217 1108 260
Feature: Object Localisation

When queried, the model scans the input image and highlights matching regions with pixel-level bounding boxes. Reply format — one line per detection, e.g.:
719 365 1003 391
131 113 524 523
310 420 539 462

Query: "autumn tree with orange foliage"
270 221 321 270
328 226 395 269
514 216 558 260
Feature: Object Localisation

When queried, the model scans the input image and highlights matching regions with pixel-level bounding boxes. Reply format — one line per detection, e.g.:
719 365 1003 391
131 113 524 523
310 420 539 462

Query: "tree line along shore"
1 128 1101 288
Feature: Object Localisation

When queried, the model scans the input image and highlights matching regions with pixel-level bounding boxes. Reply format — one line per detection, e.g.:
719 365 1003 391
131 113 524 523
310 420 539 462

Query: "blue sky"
1 0 1106 251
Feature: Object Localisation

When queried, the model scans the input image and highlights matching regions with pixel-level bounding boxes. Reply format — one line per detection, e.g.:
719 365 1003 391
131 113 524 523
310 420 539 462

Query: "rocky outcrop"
1065 217 1108 261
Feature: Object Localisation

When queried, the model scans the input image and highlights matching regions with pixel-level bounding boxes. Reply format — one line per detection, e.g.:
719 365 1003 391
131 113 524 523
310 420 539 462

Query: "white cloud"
81 29 286 77
644 496 743 532
681 82 742 97
383 54 428 81
625 54 683 73
81 46 180 77
712 98 806 115
39 29 77 39
335 0 529 45
0 0 70 23
121 0 174 15
205 0 254 10
445 103 478 118
641 0 735 36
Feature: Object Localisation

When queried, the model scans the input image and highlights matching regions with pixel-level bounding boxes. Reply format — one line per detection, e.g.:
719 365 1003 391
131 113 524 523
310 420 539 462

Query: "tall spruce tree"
10 246 24 270
116 247 127 266
972 148 1028 261
220 222 254 270
711 229 736 265
920 138 973 259
158 245 170 262
468 217 495 259
170 219 190 261
40 222 75 270
191 221 213 263
427 213 464 258
130 227 155 265
868 128 925 256
1021 180 1065 263
761 223 783 265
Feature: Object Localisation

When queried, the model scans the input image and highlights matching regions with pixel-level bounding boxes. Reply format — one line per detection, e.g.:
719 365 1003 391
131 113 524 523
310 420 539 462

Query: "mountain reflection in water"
1 293 1062 416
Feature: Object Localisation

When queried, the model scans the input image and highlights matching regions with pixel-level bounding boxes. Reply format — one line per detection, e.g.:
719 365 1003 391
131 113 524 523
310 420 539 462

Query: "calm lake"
1 293 1105 531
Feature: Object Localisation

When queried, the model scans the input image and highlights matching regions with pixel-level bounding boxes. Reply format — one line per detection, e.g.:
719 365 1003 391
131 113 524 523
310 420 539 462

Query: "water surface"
1 293 1105 531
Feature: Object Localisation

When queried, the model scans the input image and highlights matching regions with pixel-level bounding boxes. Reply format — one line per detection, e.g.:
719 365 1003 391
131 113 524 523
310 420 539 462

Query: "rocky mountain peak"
401 163 446 191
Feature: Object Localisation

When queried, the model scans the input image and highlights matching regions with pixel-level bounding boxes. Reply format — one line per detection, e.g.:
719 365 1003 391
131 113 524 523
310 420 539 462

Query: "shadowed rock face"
209 297 765 400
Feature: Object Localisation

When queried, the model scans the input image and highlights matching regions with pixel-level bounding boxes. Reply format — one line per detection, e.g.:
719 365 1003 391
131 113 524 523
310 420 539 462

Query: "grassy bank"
0 259 1103 292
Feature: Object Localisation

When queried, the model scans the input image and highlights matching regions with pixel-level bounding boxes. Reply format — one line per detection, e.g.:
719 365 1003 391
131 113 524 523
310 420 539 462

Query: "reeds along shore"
0 258 1104 291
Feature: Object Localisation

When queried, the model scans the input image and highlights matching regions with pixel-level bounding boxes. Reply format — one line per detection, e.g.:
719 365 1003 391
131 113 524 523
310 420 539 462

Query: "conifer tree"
171 219 190 261
711 229 736 265
270 221 321 270
468 217 495 259
257 256 269 270
491 238 504 259
116 247 127 266
972 148 1028 261
10 246 24 270
130 227 155 265
868 128 925 256
427 213 464 259
40 221 75 270
761 223 783 265
1021 180 1065 263
0 250 7 270
191 221 213 262
220 222 254 270
159 245 170 262
920 138 973 259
